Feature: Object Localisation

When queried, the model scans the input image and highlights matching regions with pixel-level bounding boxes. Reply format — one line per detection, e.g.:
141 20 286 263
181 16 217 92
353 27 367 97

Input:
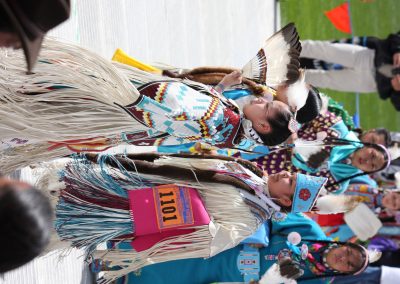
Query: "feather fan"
242 23 301 87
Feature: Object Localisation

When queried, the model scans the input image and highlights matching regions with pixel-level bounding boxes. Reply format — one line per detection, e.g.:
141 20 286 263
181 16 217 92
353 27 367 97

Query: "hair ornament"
288 117 299 134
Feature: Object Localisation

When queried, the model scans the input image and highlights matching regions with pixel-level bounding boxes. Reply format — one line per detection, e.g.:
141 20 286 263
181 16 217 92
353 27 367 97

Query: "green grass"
280 0 400 131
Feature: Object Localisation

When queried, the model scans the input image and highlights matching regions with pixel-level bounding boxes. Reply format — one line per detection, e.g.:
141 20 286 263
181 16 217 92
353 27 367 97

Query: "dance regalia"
37 152 326 283
0 23 302 174
109 213 351 284
217 111 360 193
297 111 349 141
120 81 248 149
326 96 356 130
344 184 385 212
252 132 364 194
38 153 283 283
0 41 258 174
292 111 378 187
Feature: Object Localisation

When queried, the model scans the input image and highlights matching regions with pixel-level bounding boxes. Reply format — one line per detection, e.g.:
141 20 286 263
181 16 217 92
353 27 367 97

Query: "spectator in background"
300 31 400 111
0 176 52 273
358 128 392 147
0 0 70 72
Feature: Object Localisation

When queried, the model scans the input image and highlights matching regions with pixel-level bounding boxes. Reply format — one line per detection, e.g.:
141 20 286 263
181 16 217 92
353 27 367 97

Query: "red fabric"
315 213 345 226
131 229 195 251
324 3 352 34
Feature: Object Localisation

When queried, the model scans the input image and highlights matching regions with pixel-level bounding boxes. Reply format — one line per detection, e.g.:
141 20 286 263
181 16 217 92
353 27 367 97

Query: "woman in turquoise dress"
108 213 372 284
248 133 390 194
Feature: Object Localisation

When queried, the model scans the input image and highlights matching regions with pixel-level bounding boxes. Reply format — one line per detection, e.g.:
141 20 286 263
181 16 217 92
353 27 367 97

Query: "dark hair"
364 128 392 147
353 128 363 136
0 7 14 33
296 86 322 123
307 148 330 169
305 139 390 187
257 108 294 146
298 240 368 280
333 140 389 186
0 183 53 273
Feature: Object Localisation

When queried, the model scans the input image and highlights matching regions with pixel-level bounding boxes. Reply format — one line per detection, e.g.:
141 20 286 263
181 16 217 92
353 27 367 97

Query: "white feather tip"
315 195 354 214
286 71 308 111
293 138 324 162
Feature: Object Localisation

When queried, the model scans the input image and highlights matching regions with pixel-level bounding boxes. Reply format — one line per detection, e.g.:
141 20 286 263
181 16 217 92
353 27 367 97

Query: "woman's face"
382 191 400 210
242 98 290 134
351 146 385 173
361 130 386 146
267 171 297 207
325 245 364 273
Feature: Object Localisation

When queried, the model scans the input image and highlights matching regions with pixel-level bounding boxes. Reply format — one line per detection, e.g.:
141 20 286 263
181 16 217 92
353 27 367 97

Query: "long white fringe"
0 38 146 143
0 142 72 174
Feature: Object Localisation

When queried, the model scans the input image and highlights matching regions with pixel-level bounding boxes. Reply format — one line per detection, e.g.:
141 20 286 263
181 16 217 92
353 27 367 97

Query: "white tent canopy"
49 0 278 68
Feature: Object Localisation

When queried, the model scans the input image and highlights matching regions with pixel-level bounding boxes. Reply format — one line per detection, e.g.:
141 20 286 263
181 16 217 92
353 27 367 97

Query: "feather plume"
315 194 357 214
286 70 308 111
242 23 301 87
259 263 297 284
293 137 325 162
388 143 400 160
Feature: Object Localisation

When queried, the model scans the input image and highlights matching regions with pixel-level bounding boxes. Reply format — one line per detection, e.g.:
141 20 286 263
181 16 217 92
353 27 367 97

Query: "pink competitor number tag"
129 184 210 236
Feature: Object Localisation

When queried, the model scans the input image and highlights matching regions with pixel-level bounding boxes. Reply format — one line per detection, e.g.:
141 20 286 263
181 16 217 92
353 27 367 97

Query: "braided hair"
306 137 390 188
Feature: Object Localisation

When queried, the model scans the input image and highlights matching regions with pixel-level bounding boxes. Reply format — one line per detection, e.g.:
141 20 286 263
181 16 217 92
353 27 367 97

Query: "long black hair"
257 107 294 146
0 182 53 273
0 6 13 32
296 85 322 124
306 138 390 187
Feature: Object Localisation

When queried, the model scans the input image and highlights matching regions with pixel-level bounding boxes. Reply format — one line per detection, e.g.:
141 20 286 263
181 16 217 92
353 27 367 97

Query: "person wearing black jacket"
300 32 400 111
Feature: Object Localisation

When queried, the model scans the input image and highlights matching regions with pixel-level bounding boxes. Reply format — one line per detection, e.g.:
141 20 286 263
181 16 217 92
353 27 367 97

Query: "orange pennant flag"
324 2 352 34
